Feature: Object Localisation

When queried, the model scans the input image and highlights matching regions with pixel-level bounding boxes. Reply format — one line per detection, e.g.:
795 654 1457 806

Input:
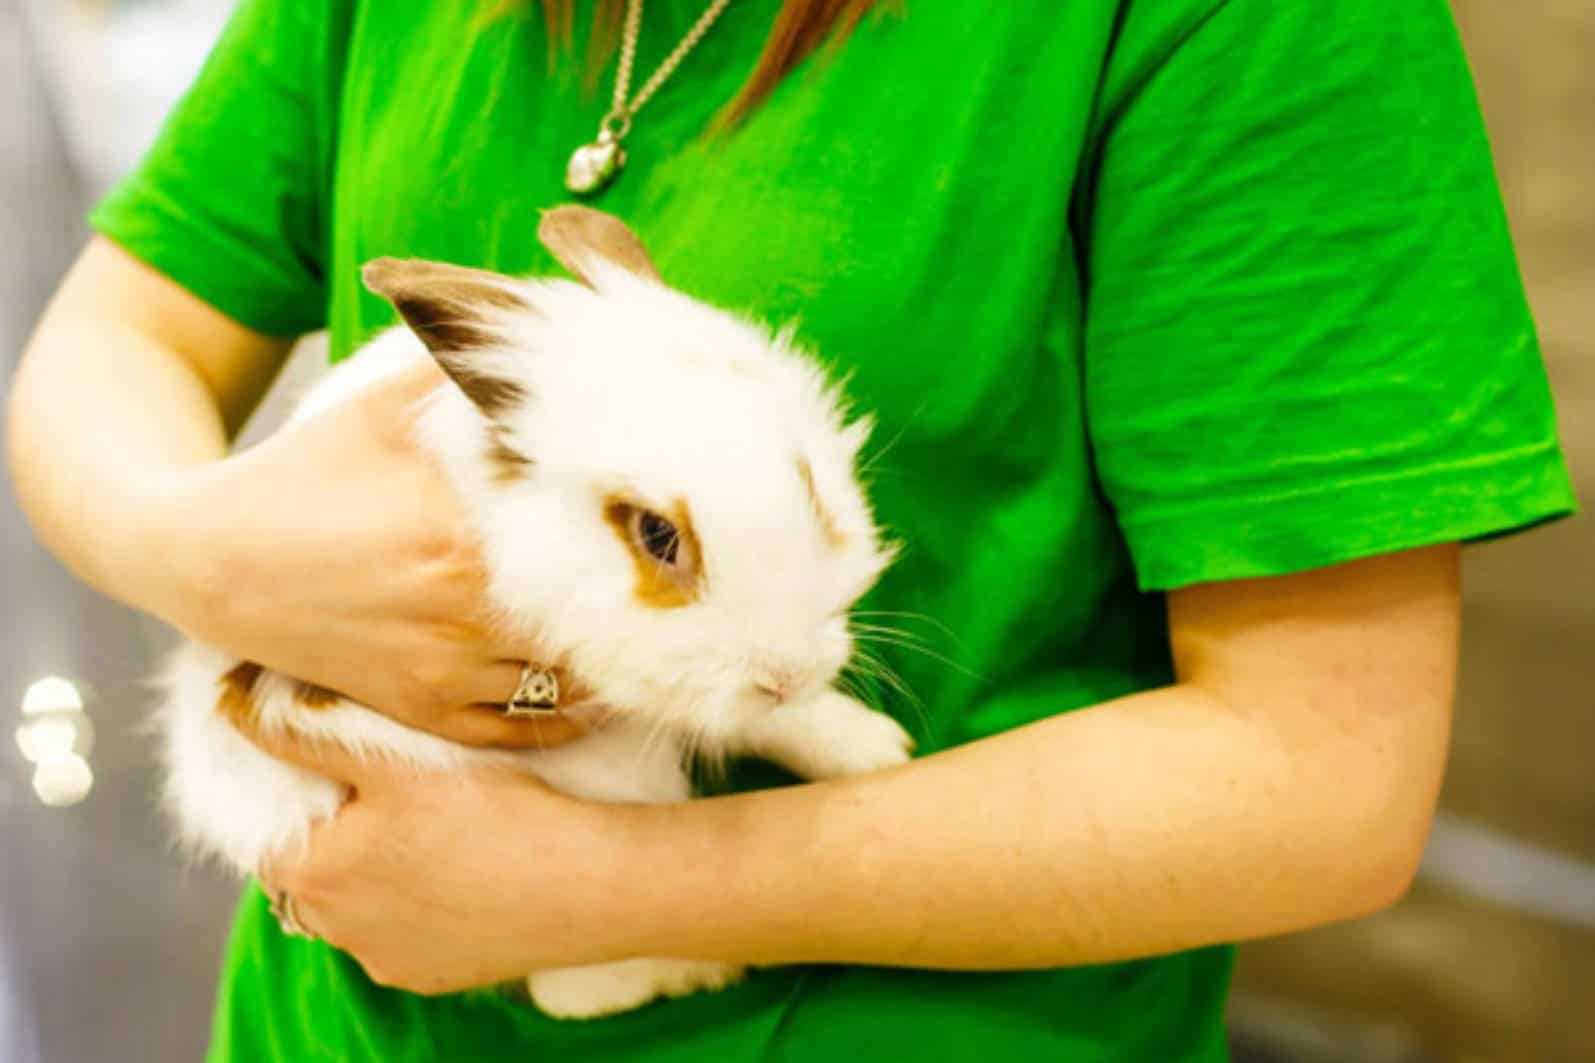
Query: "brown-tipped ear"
538 206 662 288
362 257 532 418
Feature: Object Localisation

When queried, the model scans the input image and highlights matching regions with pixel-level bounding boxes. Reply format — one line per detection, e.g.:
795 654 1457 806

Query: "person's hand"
153 357 583 748
248 719 630 994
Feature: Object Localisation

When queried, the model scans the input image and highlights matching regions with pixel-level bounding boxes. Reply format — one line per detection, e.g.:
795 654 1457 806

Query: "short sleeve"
1080 0 1578 591
89 0 353 337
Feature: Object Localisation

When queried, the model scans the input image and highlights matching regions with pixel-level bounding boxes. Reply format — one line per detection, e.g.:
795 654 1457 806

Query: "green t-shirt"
94 0 1576 1059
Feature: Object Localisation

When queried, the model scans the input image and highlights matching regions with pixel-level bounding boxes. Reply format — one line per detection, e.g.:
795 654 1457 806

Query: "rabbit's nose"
751 668 794 703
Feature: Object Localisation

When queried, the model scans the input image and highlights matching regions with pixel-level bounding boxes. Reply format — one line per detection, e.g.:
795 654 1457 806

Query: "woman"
7 0 1576 1059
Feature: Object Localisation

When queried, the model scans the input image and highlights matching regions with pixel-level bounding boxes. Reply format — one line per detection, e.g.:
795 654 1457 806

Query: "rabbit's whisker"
847 647 931 741
852 631 985 683
851 609 967 649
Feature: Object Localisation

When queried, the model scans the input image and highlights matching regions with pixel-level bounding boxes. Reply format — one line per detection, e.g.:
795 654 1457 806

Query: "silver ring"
504 663 560 719
268 887 314 939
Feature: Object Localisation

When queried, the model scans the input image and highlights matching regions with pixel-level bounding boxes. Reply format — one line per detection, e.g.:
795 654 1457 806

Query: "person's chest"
324 0 1143 737
327 2 1111 442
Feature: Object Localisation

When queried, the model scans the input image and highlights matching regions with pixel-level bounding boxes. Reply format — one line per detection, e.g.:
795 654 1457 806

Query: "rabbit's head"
364 207 896 745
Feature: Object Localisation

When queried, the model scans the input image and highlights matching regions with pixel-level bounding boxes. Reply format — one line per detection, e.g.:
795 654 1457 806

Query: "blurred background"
1 1 1589 1060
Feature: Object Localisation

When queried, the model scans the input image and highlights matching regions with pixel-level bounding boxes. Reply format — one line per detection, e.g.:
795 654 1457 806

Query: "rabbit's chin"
592 694 772 749
570 680 838 757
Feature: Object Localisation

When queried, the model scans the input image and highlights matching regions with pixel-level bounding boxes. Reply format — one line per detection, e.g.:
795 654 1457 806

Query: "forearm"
608 678 1445 970
6 241 287 620
9 315 219 601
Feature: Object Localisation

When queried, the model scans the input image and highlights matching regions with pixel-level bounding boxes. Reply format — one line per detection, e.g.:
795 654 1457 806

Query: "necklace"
566 0 736 195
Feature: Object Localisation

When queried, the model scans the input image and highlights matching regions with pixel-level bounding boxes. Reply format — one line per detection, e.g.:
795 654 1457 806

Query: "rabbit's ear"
362 258 531 419
538 205 661 288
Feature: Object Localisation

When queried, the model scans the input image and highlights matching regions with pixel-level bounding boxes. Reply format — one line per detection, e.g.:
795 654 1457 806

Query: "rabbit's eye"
604 496 701 607
635 510 680 566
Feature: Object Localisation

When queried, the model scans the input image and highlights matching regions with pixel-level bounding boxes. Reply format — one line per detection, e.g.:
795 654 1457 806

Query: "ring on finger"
503 663 560 719
268 886 316 940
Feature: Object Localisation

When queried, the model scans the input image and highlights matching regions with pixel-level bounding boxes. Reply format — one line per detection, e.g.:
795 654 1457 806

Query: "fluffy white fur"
158 213 911 1020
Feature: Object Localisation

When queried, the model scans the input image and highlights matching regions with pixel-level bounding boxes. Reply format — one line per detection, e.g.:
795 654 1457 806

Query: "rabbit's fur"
158 207 912 1019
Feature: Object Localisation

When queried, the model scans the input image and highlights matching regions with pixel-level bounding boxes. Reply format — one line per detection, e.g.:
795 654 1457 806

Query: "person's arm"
7 239 577 747
619 544 1456 970
7 237 288 611
249 543 1455 991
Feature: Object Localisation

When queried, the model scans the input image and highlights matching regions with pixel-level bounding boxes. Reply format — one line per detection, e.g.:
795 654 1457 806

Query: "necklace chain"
566 0 735 195
612 0 735 131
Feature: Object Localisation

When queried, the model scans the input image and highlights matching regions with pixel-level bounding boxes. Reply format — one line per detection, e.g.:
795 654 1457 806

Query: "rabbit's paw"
528 958 744 1020
747 690 915 780
805 705 915 778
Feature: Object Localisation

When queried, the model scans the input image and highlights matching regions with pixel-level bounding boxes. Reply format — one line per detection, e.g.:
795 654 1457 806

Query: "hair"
516 0 886 128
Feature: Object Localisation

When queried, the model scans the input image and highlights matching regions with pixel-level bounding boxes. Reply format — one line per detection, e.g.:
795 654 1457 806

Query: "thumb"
375 354 448 409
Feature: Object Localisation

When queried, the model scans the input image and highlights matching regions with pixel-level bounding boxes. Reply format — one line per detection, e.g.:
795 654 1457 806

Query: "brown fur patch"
294 682 341 710
217 661 264 729
602 496 702 609
363 258 529 313
797 458 848 549
538 206 661 286
441 361 527 419
486 428 534 486
362 258 533 417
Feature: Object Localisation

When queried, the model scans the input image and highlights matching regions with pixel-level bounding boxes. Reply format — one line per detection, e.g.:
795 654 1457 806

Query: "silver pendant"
566 127 626 196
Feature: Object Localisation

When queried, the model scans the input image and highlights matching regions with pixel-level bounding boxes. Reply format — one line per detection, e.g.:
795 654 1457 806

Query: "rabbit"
156 205 914 1020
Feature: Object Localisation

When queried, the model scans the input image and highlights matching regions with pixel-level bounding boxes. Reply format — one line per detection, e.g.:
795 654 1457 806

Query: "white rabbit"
157 205 913 1020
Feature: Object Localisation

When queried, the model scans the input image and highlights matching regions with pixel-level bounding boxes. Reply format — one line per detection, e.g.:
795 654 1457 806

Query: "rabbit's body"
157 209 912 1020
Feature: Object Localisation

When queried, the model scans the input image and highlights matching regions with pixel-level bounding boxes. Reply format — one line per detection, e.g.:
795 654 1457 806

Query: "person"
6 0 1577 1059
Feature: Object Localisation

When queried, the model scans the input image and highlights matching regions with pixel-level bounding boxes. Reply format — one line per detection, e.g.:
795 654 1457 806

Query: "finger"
357 359 448 431
483 655 598 706
461 659 533 707
231 711 372 785
256 837 313 896
385 355 447 398
256 826 332 936
444 704 587 750
257 871 328 942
